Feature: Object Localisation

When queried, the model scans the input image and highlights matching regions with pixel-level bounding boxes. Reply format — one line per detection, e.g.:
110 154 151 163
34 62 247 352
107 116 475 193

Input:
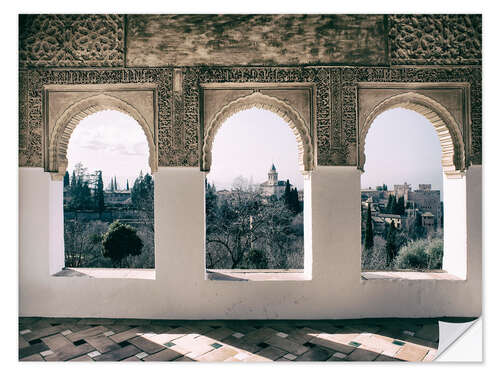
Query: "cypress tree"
385 221 398 266
364 203 374 250
284 179 291 202
292 188 300 214
126 179 129 191
95 171 105 216
396 196 405 215
385 194 394 213
71 170 77 189
63 171 70 187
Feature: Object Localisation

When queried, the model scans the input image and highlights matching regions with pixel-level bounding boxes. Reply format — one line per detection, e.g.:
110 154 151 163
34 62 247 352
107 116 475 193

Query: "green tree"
291 188 301 214
102 221 143 267
95 170 105 216
284 179 291 199
385 221 398 266
68 163 93 210
409 211 426 240
385 194 395 214
205 177 302 269
64 219 108 267
395 196 405 215
126 179 129 190
63 171 70 188
71 170 76 188
205 179 218 226
282 181 301 215
131 172 154 231
246 249 268 269
364 203 374 250
394 238 443 270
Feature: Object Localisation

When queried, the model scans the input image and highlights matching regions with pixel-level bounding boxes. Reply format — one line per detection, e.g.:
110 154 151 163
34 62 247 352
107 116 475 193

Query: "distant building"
104 190 132 207
378 213 403 229
394 182 412 201
421 212 435 232
361 182 442 234
260 163 288 197
409 185 441 225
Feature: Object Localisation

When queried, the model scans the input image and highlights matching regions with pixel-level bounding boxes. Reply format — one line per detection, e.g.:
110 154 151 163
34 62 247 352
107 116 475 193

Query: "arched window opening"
205 108 305 272
64 110 154 269
361 108 444 272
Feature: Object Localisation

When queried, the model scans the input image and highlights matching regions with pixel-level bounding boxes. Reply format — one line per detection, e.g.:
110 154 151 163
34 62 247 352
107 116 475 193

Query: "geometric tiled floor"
19 317 475 362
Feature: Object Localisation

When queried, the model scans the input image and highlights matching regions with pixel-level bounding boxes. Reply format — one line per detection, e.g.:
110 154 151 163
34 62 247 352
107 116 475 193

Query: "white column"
310 166 361 282
442 172 467 279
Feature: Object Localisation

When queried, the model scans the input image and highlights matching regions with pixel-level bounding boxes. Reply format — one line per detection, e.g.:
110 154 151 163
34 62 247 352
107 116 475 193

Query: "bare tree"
206 177 303 269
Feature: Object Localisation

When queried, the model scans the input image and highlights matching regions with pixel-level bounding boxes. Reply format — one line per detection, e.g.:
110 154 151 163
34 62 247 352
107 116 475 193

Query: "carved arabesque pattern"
19 68 173 168
202 92 314 173
359 92 466 177
339 66 481 165
19 14 125 68
19 65 481 169
389 14 481 66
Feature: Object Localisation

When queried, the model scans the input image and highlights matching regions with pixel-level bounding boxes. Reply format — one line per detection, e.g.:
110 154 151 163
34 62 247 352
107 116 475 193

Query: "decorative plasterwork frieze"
19 69 172 168
19 66 481 169
202 91 314 173
46 92 157 180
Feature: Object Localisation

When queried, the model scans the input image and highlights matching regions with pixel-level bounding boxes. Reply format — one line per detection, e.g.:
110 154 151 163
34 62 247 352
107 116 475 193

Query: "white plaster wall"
19 166 482 319
443 173 467 279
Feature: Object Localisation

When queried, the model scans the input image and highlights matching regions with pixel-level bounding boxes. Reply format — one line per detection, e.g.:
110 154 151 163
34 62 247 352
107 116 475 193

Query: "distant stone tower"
260 163 287 196
268 163 278 185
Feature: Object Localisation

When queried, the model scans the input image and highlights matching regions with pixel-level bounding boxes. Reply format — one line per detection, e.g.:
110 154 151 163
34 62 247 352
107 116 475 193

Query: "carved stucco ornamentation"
48 94 157 179
19 14 125 68
195 67 338 165
359 92 466 177
19 66 481 169
18 68 173 168
340 66 481 165
202 92 314 173
389 14 482 66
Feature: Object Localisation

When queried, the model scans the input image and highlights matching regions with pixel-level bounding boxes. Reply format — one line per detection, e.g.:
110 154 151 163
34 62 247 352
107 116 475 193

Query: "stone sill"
53 267 155 280
361 271 463 281
206 269 309 281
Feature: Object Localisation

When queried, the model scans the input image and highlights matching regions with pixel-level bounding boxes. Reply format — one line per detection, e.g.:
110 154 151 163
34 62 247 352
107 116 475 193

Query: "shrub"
393 238 443 270
102 220 143 267
246 249 268 269
362 236 390 271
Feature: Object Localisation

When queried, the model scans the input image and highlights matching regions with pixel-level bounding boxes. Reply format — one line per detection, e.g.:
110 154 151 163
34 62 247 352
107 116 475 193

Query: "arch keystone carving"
202 91 314 173
47 93 158 180
359 92 466 178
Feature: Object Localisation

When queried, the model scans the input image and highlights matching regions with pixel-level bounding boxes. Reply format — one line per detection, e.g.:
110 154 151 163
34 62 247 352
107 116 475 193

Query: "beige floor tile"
395 343 429 361
196 346 239 362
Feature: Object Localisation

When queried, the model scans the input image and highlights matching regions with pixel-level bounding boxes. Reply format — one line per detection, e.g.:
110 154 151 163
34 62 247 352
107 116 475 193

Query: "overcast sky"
207 108 303 190
66 107 443 195
66 110 150 190
362 108 443 194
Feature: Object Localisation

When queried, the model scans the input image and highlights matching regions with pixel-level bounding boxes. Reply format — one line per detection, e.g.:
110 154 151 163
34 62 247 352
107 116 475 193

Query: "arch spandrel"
47 93 158 180
202 91 315 173
359 92 466 178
